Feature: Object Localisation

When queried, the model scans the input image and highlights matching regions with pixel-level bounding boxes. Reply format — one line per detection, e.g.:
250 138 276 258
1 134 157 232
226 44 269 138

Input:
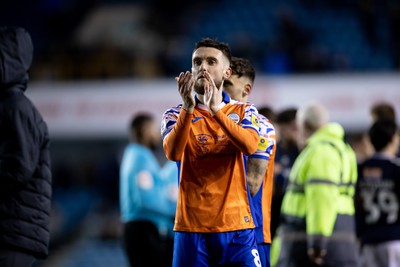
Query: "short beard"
194 79 223 95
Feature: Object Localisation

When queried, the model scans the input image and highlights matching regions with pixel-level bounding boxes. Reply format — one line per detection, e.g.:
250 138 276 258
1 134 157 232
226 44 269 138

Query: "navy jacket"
0 26 52 259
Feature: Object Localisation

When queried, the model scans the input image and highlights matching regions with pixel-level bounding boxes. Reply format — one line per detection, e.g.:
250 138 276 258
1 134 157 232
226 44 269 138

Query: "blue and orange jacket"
161 92 259 232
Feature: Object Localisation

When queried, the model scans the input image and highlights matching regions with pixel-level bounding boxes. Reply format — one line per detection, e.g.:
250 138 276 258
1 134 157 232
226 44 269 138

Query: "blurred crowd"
1 0 399 81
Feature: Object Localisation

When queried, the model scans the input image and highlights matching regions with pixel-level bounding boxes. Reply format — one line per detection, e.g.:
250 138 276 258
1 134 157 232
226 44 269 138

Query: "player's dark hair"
230 57 255 83
258 105 276 122
194 38 232 63
371 101 396 122
276 108 297 124
130 113 153 141
369 119 398 152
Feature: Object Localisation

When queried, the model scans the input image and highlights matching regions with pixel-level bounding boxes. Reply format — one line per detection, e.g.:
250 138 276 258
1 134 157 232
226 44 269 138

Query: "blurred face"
279 121 301 146
223 74 251 102
191 47 231 95
144 120 161 150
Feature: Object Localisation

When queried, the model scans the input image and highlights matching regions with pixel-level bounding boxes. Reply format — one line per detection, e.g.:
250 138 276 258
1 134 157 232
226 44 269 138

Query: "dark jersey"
355 153 400 245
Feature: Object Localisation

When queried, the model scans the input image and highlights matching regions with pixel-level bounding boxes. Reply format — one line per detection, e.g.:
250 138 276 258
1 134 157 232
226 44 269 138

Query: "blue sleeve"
119 146 142 221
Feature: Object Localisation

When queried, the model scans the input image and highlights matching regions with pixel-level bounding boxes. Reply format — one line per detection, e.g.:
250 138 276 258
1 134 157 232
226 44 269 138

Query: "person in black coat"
0 26 52 267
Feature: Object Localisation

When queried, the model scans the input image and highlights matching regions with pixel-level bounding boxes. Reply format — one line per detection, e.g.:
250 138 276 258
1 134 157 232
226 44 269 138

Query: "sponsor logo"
258 137 268 151
192 116 203 123
251 114 259 127
228 113 240 124
137 171 154 190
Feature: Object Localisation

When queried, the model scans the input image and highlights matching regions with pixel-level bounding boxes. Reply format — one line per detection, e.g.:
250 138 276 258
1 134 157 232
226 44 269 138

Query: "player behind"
120 113 177 267
223 56 276 267
161 38 262 266
355 119 400 267
370 101 396 123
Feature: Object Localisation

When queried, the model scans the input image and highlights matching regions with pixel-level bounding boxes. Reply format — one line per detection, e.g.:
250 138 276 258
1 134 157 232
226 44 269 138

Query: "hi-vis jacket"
275 122 359 266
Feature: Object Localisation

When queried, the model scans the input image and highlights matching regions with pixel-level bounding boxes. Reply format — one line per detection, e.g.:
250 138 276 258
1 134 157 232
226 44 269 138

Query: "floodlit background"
1 0 399 266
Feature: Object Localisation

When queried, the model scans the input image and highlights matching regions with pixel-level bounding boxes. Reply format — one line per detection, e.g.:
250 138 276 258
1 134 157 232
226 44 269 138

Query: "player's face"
279 121 299 143
278 121 301 148
191 47 230 95
223 74 248 102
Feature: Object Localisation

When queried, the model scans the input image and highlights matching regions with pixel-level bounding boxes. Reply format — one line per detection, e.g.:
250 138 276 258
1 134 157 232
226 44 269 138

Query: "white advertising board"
27 73 400 138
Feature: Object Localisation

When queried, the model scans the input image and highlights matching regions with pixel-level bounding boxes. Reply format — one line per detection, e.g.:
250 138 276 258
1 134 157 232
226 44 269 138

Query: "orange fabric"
213 109 259 156
262 145 276 243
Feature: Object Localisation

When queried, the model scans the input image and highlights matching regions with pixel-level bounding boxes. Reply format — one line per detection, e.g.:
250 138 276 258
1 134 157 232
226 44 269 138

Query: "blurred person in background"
370 101 396 123
348 132 374 164
355 119 400 267
272 102 359 267
348 101 396 164
120 113 177 267
162 38 261 266
370 101 399 158
271 107 300 239
0 27 52 267
223 56 276 267
258 106 277 127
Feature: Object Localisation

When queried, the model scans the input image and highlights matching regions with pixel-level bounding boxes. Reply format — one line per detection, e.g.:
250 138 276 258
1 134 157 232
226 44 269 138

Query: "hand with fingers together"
203 71 222 116
176 71 195 113
308 247 327 265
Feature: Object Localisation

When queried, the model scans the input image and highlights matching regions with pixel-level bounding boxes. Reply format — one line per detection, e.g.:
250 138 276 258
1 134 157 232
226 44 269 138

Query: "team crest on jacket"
228 113 240 124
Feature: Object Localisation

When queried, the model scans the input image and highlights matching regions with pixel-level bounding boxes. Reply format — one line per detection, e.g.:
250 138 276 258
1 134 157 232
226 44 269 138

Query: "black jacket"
0 26 52 259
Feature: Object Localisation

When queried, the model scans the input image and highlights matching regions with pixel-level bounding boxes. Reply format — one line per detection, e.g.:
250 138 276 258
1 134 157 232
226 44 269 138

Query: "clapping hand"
308 248 327 265
203 71 222 115
176 71 195 113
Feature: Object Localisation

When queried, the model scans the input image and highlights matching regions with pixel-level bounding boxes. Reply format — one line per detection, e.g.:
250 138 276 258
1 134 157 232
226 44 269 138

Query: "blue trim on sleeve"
248 154 269 160
222 91 231 103
243 126 260 133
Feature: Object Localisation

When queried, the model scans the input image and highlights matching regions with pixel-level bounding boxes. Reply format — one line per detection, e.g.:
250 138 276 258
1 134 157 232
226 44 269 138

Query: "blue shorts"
257 243 271 267
172 229 261 267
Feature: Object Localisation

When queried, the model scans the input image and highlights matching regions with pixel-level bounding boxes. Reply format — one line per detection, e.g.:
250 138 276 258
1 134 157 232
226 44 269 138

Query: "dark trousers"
0 248 35 267
123 220 173 267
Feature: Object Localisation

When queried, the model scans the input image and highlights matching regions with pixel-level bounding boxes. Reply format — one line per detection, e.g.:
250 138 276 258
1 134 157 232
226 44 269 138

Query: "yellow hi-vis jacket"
272 122 359 266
